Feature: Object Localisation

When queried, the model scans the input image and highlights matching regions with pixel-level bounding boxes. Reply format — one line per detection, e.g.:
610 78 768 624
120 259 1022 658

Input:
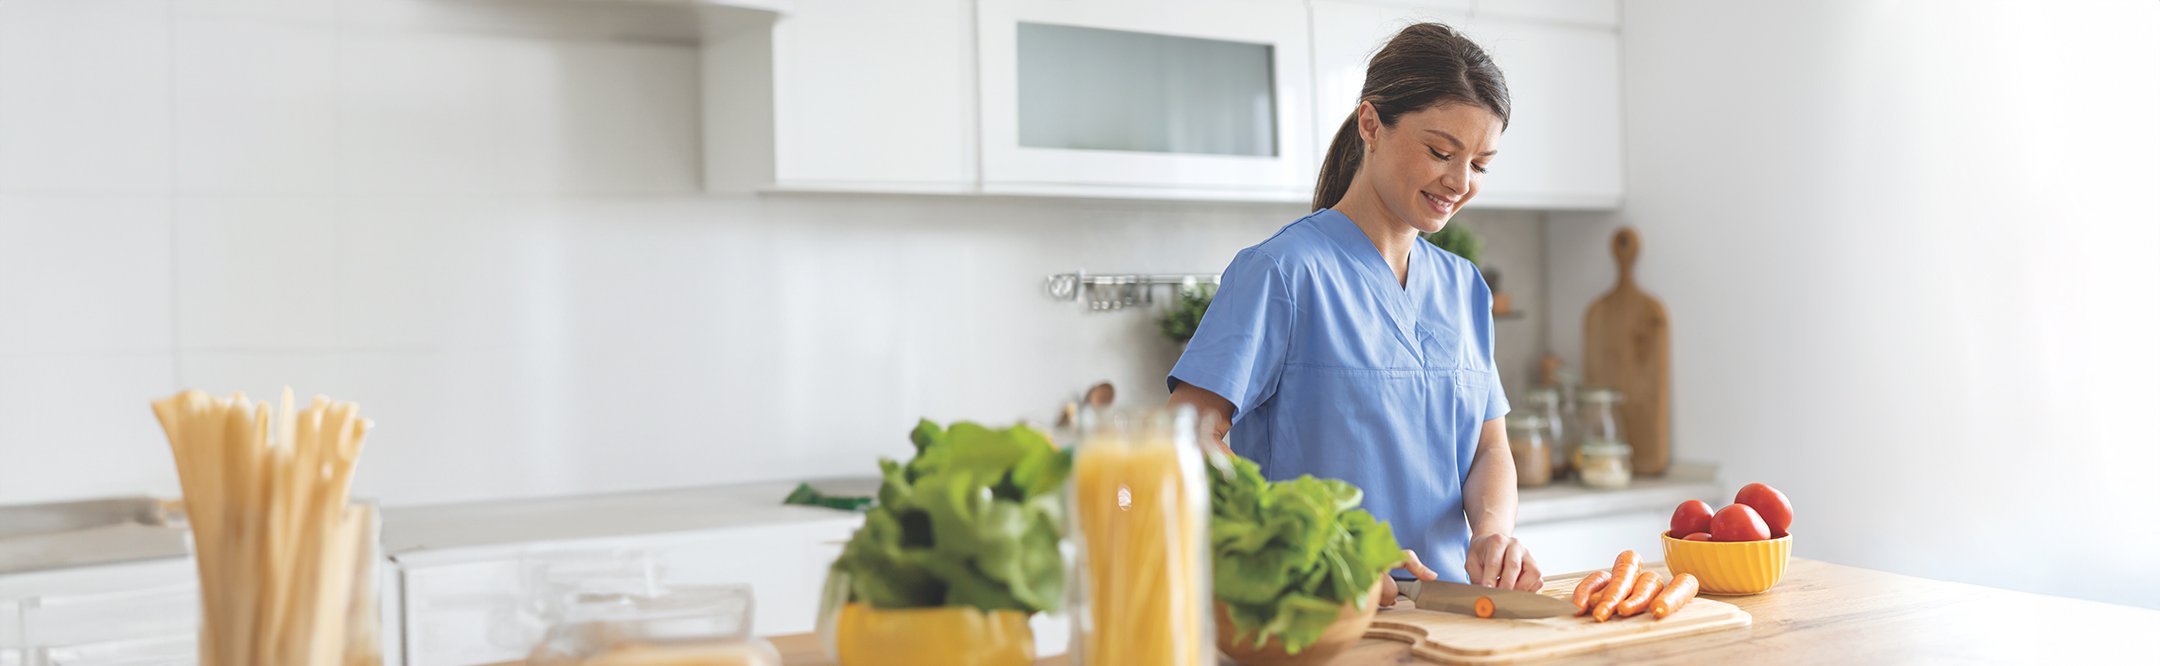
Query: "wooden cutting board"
1363 573 1748 664
1582 227 1673 476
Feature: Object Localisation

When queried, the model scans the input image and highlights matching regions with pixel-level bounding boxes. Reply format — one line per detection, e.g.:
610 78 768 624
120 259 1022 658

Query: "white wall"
0 1 1552 509
1547 1 2160 608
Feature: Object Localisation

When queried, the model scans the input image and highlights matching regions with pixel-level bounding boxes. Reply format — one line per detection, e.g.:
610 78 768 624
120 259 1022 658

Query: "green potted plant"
1423 225 1483 265
821 420 1072 666
1159 283 1216 345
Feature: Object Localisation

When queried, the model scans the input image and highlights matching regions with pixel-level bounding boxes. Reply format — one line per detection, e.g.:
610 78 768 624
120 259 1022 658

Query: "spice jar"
1506 414 1552 487
1523 388 1567 479
1574 440 1634 489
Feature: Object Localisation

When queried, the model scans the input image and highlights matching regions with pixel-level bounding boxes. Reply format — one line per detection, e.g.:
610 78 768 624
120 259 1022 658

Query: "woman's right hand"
1377 549 1440 607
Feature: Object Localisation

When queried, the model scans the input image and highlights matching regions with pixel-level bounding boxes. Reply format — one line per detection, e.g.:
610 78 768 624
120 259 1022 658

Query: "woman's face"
1357 101 1504 234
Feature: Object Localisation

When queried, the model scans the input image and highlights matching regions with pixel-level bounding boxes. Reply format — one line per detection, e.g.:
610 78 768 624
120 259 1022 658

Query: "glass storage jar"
1571 389 1625 470
1506 414 1553 487
1574 440 1634 490
1522 388 1568 479
1068 407 1213 666
526 584 780 666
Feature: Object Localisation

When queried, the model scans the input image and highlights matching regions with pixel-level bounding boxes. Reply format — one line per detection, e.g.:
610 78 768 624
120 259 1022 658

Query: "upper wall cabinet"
700 0 1619 207
1309 0 1623 209
974 0 1315 201
704 0 979 194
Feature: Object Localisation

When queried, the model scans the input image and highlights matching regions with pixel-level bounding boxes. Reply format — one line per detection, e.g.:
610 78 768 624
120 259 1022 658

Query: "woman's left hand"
1466 533 1543 591
1377 549 1441 607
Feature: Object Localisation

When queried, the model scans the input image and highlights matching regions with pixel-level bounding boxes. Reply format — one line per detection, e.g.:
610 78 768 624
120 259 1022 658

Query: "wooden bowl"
1214 580 1383 666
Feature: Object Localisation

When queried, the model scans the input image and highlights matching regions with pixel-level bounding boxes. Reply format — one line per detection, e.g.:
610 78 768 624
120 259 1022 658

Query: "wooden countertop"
771 558 2156 664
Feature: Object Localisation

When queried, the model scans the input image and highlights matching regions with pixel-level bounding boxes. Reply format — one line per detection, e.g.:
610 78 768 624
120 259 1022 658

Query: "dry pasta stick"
152 389 375 666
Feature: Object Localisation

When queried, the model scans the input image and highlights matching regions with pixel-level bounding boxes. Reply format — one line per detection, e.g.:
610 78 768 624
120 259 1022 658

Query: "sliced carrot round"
1475 596 1495 619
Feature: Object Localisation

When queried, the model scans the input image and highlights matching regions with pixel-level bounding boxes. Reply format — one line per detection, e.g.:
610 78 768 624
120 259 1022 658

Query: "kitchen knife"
1399 580 1578 619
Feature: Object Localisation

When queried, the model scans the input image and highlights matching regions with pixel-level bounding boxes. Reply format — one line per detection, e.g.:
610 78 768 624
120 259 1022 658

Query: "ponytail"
1311 110 1366 212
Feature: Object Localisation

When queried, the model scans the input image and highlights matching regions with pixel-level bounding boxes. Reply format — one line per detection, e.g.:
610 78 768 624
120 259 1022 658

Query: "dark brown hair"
1312 23 1511 212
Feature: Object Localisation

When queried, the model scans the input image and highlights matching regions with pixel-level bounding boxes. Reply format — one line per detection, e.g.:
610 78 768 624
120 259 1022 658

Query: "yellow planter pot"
834 603 1034 666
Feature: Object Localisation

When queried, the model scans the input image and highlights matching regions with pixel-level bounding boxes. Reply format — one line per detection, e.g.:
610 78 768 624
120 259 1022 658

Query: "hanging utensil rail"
1044 271 1221 311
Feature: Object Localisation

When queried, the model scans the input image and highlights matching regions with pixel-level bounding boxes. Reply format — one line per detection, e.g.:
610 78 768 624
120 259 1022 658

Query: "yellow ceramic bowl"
1661 531 1792 595
834 603 1034 666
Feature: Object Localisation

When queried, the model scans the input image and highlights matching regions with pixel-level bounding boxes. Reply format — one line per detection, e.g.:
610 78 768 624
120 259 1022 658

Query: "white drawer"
1514 509 1669 576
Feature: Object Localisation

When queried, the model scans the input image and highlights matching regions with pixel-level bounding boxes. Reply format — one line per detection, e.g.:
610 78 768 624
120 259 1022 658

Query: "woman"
1168 23 1540 601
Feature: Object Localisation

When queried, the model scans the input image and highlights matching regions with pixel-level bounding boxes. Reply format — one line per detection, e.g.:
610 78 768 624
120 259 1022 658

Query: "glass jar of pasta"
1068 407 1213 666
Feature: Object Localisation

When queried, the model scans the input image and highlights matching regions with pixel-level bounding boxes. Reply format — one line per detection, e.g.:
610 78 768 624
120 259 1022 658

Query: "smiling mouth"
1422 191 1456 215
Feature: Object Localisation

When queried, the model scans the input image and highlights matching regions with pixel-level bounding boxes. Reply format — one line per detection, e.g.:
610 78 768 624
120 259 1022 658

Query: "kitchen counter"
767 557 2155 664
1514 461 1718 526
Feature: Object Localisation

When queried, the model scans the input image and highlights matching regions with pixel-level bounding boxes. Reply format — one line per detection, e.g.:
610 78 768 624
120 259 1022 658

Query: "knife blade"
1400 580 1578 619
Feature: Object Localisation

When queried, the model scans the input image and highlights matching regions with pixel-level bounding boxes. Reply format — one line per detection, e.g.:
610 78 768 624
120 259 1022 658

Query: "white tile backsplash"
173 0 335 25
0 354 178 504
0 196 173 355
171 196 342 350
0 0 171 194
333 197 563 351
173 18 339 194
0 2 1547 508
338 32 699 194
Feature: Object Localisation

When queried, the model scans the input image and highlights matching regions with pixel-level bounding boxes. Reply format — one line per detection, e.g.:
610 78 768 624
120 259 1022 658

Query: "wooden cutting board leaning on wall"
1583 227 1671 476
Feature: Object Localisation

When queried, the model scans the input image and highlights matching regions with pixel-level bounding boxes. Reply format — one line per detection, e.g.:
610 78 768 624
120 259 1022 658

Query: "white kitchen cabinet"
1511 463 1723 575
704 0 978 194
1471 0 1617 28
1516 509 1670 576
1458 13 1623 209
698 0 1618 205
1308 0 1623 210
975 0 1316 200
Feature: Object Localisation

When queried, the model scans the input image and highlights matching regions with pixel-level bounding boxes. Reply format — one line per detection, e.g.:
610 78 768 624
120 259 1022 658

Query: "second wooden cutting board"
1583 226 1673 476
1364 574 1749 664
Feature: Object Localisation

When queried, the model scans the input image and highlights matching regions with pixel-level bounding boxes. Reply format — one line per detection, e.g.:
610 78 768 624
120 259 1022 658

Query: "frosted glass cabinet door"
979 0 1314 197
1017 23 1278 157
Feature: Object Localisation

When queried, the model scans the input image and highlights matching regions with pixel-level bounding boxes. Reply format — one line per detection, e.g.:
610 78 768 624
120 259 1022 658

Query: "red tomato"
1735 483 1794 537
1669 499 1714 537
1710 503 1771 542
1682 532 1712 541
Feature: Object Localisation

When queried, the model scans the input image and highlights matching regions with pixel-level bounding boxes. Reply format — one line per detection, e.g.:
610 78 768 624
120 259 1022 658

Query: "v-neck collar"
1314 209 1427 358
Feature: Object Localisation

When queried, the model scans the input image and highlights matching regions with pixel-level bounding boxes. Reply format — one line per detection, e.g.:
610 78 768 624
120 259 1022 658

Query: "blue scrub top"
1169 208 1509 584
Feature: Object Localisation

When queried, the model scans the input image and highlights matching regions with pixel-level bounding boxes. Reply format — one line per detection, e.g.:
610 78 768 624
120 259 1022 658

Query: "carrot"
1590 550 1641 622
1571 570 1613 614
1652 573 1700 619
1615 571 1663 618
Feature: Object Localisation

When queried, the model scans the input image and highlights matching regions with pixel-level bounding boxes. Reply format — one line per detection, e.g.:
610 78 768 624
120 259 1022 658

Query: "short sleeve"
1167 248 1295 422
